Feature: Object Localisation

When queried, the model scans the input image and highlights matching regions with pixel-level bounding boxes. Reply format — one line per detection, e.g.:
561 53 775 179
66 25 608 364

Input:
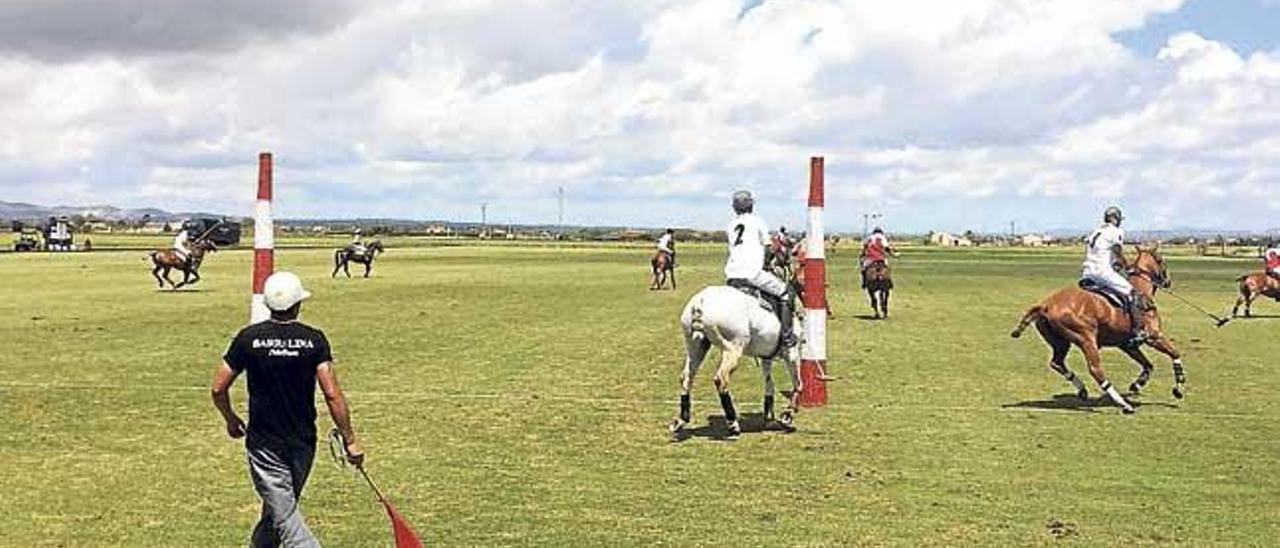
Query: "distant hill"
0 201 213 223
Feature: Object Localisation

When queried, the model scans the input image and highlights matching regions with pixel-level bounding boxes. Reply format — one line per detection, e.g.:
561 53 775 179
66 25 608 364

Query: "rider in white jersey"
725 190 796 347
657 228 676 266
174 228 193 265
1082 206 1146 345
350 228 367 256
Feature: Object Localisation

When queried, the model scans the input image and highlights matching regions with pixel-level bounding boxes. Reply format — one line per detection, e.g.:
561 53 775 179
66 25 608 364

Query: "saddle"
861 260 892 289
1078 278 1127 309
727 279 777 313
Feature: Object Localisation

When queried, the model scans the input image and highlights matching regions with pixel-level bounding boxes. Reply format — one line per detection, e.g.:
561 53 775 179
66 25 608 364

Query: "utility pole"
862 212 882 239
480 203 488 237
557 186 565 232
1010 220 1016 243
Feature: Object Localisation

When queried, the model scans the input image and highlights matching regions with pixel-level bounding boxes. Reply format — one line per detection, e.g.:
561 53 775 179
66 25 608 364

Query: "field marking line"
0 380 1267 420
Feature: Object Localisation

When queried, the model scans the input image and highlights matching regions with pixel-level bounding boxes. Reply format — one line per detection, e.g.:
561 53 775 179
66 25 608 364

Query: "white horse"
669 285 804 438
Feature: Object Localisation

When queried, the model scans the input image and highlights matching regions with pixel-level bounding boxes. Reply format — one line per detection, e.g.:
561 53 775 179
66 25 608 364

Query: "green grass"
0 244 1276 546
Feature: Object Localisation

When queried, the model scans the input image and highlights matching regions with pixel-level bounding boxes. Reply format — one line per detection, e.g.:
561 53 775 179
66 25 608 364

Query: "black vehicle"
182 218 242 247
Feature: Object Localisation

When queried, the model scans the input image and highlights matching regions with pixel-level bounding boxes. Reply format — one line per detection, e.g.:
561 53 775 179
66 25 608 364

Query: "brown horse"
333 240 384 278
1232 272 1280 318
1010 246 1185 413
861 261 893 319
650 251 675 290
147 240 217 289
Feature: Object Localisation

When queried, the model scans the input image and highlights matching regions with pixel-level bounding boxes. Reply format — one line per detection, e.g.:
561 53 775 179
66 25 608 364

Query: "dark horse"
333 240 384 278
1010 246 1184 413
650 251 676 290
1232 272 1280 318
147 240 217 289
861 261 892 319
766 243 793 281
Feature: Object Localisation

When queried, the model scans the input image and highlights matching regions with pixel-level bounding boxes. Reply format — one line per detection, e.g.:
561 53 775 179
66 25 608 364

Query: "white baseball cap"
263 271 312 311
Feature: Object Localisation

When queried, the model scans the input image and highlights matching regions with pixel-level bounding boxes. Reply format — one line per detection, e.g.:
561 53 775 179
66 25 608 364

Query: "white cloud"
0 0 1276 231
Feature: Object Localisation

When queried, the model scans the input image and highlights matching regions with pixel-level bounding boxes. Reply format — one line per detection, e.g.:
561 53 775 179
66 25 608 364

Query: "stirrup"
780 332 798 349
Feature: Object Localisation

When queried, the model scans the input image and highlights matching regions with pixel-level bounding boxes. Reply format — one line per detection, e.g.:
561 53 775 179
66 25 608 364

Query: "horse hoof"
1172 386 1184 400
1128 382 1142 394
668 418 686 435
1122 406 1136 415
779 410 795 429
726 421 742 438
1076 389 1089 401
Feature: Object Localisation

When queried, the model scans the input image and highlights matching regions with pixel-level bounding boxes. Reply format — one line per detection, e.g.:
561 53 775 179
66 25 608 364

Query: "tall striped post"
799 156 828 407
250 152 274 324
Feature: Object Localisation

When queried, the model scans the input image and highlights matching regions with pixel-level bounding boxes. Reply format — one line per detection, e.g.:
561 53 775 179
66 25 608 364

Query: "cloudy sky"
1 0 1278 233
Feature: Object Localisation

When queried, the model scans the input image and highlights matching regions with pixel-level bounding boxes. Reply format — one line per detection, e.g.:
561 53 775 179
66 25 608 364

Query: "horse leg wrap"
679 394 691 423
718 392 737 423
1173 360 1186 385
1100 381 1134 412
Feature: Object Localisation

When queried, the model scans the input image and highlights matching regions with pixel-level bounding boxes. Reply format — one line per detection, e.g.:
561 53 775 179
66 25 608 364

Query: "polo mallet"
193 220 223 244
329 429 425 548
1161 287 1232 328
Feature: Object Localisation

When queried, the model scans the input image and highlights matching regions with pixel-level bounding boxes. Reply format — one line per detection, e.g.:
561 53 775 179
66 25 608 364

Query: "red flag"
382 499 424 548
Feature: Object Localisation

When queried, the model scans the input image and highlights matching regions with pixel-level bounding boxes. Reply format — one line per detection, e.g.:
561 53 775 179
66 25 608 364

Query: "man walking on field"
211 272 365 547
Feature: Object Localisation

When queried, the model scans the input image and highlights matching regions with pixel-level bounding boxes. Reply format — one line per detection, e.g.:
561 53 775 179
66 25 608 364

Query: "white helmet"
263 271 312 311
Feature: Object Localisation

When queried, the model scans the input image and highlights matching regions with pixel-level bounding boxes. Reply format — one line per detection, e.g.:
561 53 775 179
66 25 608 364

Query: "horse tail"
1010 305 1045 339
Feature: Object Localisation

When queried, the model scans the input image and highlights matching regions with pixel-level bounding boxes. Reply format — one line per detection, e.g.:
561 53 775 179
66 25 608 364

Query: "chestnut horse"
766 240 793 281
147 240 217 289
1232 272 1280 318
650 251 675 290
862 261 892 319
1010 246 1185 413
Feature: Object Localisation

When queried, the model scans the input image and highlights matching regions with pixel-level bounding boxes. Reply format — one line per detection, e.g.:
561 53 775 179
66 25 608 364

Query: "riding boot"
778 293 798 349
1126 291 1149 347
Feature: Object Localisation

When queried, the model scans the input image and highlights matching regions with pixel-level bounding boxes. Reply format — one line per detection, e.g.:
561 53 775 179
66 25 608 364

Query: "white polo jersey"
1083 224 1124 276
725 213 771 280
657 233 673 253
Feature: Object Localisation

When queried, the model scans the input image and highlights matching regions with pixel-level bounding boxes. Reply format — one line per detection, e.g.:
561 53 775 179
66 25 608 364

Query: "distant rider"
726 191 796 348
350 229 367 256
1082 207 1146 345
771 226 792 264
174 226 194 268
657 228 676 267
1265 241 1280 280
860 227 894 287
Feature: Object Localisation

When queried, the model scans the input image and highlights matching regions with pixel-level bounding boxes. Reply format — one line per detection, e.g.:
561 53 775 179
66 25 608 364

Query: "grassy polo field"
1 240 1276 546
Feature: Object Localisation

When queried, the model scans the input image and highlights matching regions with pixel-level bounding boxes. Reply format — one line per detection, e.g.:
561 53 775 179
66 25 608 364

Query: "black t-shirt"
224 320 333 445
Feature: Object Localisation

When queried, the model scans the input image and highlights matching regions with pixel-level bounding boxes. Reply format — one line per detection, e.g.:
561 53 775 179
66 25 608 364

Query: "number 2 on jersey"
733 224 745 246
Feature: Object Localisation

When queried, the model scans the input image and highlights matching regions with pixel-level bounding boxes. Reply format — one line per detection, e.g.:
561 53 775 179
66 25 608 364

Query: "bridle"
1128 251 1170 291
